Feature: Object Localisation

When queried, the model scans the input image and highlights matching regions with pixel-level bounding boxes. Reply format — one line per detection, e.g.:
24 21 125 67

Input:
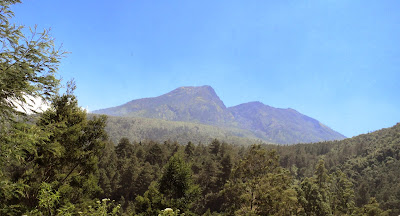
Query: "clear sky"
12 0 400 138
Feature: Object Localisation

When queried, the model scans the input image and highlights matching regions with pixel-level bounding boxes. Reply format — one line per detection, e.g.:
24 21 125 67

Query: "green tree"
145 142 164 166
118 156 139 201
297 159 332 216
133 162 155 196
218 154 232 188
158 154 200 213
209 139 221 156
0 1 65 212
184 141 195 158
79 198 121 216
354 198 390 216
32 182 61 216
28 183 120 216
1 85 108 214
197 158 219 195
0 0 65 122
222 145 298 215
115 137 135 159
255 169 299 215
330 170 355 215
98 141 120 200
297 177 329 216
135 182 166 216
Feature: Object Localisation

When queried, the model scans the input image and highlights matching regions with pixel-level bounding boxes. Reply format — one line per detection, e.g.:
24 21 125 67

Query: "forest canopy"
1 0 399 215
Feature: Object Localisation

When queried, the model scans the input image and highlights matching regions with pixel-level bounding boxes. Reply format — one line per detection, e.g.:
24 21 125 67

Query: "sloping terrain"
93 86 234 126
275 123 400 215
229 101 345 144
101 115 266 146
93 85 345 144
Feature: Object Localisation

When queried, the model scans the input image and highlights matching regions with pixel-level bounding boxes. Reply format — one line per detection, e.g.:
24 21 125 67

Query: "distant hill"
93 85 345 144
229 101 345 144
99 115 267 146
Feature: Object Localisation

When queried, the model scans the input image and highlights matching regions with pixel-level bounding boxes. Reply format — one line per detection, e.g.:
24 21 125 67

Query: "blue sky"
12 0 400 138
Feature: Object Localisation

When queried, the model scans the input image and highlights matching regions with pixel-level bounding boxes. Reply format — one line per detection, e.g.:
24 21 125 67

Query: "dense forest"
101 115 266 146
1 0 399 215
2 93 399 215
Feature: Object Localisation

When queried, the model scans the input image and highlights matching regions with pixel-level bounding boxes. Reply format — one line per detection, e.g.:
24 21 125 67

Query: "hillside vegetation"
93 86 345 144
100 115 268 146
1 1 398 215
3 89 398 215
94 122 399 215
275 123 400 215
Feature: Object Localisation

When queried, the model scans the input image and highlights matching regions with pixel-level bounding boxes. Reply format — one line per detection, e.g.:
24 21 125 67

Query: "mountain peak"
243 101 266 107
93 85 232 125
246 101 264 105
93 86 345 144
173 85 213 90
165 85 221 103
169 85 216 95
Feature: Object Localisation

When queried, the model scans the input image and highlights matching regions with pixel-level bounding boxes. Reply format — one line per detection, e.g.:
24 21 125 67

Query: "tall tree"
330 170 355 215
222 144 298 215
1 85 108 214
0 0 65 122
297 159 332 216
184 141 195 159
145 142 164 166
0 1 66 213
115 137 135 159
158 153 200 213
36 86 107 205
98 141 119 200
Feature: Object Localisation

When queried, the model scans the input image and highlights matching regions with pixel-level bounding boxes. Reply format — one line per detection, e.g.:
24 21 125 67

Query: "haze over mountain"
94 86 233 125
100 115 266 146
93 86 345 144
229 102 345 144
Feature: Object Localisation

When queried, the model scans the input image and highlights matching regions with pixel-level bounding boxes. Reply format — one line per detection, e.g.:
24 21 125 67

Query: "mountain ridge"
93 85 234 126
228 101 345 144
93 85 345 144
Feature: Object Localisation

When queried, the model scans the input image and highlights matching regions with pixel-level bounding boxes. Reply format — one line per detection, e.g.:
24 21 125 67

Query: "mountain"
93 85 345 144
93 85 234 126
229 101 346 144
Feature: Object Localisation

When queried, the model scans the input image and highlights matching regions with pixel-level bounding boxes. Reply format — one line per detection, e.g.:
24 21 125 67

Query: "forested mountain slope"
274 123 400 215
229 101 345 144
101 115 267 146
93 86 234 125
91 123 400 215
93 86 345 144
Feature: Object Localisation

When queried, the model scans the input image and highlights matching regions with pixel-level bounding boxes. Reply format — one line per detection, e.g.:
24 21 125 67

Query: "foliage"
277 123 400 215
1 1 399 215
0 0 66 122
158 208 184 216
79 198 121 216
0 1 65 214
158 154 200 212
221 145 299 215
102 114 265 146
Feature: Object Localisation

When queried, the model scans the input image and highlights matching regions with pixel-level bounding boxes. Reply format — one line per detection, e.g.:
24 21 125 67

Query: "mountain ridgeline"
93 86 345 144
94 86 233 125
